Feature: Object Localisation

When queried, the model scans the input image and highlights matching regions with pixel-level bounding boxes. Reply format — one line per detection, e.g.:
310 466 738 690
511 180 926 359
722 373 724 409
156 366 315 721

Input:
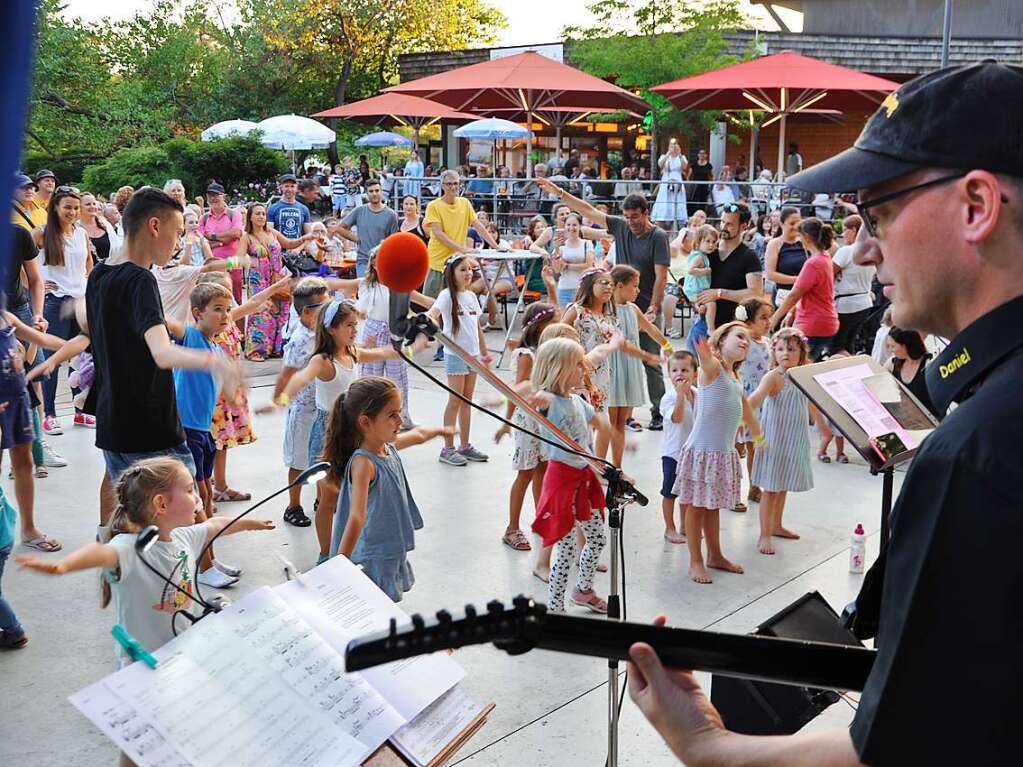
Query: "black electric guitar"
346 596 876 692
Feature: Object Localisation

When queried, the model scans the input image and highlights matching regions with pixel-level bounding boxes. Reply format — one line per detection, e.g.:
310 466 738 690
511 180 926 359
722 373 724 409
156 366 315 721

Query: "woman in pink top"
769 217 838 360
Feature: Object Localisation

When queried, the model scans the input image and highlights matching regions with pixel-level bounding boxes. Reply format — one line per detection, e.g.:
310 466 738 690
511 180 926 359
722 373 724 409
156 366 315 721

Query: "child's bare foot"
772 526 800 540
532 565 550 583
664 529 686 544
758 536 775 555
707 555 744 574
689 563 713 584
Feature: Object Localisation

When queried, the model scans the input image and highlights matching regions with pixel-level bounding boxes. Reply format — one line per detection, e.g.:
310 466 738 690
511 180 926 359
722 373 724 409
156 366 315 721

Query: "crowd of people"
0 153 941 642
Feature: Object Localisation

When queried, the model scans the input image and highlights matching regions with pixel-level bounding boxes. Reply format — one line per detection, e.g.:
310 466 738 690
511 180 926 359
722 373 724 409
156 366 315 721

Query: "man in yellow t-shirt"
11 174 46 232
422 169 506 297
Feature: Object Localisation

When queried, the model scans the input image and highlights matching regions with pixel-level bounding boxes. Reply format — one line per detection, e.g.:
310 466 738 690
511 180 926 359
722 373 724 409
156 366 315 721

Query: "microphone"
192 462 331 611
134 525 218 616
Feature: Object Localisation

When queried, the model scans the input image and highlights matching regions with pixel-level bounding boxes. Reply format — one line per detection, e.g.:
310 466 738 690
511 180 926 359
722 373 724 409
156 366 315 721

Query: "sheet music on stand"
788 355 938 470
70 557 494 767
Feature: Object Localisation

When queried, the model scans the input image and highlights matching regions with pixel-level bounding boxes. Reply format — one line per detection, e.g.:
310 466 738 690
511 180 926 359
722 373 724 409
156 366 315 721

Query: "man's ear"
961 170 1003 246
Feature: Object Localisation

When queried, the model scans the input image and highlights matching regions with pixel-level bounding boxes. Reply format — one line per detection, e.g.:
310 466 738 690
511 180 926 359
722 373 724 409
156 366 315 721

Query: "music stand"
788 355 938 553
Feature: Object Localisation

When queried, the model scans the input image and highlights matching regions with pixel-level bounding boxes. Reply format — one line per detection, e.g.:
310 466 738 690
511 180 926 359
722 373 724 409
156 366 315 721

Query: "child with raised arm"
18 456 272 661
660 350 697 544
259 298 403 563
531 338 610 614
326 376 452 601
269 277 329 528
673 323 762 584
493 302 560 552
748 328 820 554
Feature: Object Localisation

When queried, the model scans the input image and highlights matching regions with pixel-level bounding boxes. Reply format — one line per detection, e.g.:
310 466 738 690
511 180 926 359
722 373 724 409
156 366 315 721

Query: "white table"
470 249 545 367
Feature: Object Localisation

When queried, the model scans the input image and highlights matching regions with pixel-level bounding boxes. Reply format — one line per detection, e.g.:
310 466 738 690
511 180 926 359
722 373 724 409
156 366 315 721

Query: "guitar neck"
345 607 875 692
535 613 874 692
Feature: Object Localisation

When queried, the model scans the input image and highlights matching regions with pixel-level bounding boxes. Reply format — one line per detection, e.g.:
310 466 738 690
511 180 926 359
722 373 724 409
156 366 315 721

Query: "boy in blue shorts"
172 281 241 588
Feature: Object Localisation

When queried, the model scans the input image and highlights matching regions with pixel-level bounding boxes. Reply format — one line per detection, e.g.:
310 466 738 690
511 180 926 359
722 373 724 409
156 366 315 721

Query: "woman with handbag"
234 202 314 360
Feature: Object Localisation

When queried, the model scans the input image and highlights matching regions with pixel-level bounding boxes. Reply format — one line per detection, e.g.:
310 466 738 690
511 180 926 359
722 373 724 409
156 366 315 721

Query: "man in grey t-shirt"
338 178 399 277
537 178 671 428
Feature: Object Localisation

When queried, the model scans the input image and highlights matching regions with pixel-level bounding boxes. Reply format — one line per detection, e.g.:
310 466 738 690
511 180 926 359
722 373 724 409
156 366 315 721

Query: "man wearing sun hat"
11 173 45 231
626 60 1023 767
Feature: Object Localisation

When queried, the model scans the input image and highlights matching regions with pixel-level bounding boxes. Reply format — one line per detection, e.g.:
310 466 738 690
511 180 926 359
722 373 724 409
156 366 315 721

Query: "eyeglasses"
855 173 964 238
303 301 326 312
594 279 613 287
442 182 459 187
55 185 80 197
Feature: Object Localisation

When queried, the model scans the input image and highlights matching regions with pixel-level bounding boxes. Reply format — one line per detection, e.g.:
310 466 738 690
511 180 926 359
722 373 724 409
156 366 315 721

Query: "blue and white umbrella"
354 131 414 148
452 118 532 140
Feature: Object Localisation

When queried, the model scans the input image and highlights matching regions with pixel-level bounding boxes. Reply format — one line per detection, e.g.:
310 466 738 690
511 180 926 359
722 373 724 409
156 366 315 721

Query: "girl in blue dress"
326 377 452 601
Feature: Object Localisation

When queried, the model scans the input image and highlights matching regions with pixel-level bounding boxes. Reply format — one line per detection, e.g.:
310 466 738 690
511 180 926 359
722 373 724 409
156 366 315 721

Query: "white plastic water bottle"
849 523 866 574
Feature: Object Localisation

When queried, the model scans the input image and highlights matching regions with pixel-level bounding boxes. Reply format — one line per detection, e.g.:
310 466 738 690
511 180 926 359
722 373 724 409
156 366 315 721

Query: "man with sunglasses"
627 60 1023 767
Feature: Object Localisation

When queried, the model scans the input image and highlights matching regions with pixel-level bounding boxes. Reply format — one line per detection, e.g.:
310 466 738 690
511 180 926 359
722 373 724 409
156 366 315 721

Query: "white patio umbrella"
200 119 260 141
255 114 336 150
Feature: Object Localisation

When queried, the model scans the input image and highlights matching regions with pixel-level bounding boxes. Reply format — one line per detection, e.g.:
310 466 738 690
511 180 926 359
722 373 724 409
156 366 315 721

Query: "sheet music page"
69 681 189 767
105 613 365 767
813 363 919 448
276 556 464 719
222 587 405 754
390 684 489 767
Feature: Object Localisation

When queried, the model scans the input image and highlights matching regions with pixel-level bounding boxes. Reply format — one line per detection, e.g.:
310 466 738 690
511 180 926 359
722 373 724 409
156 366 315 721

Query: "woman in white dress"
652 138 688 229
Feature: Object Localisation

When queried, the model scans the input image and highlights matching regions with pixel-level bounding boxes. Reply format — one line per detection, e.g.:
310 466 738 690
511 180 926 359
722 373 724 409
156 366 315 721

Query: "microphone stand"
602 466 641 767
135 462 332 637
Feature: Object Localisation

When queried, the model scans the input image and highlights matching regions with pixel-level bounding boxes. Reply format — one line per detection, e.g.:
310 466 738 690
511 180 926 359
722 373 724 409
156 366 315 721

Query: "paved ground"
0 345 891 766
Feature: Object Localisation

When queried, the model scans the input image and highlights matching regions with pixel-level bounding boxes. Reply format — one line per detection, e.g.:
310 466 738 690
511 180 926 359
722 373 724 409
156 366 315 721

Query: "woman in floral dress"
233 202 313 360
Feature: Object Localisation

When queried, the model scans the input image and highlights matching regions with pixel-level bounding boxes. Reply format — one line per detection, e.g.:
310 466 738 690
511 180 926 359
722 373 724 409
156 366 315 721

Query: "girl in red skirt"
530 338 610 614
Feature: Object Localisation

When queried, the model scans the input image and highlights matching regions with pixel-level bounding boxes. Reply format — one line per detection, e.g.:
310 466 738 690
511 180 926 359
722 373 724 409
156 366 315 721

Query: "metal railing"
364 177 842 235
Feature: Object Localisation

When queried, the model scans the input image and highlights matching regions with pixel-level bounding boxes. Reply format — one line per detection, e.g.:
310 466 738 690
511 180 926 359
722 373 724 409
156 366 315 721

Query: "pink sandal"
570 588 608 614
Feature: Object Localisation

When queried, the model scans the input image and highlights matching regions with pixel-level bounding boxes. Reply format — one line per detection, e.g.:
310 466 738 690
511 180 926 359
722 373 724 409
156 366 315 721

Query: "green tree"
564 1 750 145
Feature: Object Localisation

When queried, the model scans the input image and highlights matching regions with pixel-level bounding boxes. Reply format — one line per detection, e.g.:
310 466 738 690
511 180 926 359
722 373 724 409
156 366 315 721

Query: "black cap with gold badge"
788 60 1023 194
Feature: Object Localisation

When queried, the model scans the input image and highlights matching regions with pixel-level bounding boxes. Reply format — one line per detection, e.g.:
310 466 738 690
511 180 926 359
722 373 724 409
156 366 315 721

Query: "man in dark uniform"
626 60 1023 766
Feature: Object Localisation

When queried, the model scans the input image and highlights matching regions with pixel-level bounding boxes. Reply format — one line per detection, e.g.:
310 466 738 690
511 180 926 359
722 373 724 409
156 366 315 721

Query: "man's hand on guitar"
628 615 727 765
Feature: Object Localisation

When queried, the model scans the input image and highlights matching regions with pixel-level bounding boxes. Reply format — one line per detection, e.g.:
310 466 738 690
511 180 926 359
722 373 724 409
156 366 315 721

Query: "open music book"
69 557 493 767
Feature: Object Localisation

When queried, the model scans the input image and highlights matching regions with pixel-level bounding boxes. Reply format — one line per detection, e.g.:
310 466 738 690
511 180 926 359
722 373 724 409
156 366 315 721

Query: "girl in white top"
263 299 401 560
428 253 491 466
36 187 92 430
552 213 595 307
18 457 273 667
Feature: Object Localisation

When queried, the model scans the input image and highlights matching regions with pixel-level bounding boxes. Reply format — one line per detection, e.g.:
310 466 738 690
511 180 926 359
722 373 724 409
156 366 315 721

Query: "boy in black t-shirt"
84 188 244 524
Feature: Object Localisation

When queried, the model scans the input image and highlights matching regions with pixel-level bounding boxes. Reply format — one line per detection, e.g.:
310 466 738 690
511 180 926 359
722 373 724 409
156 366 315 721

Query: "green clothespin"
112 624 158 669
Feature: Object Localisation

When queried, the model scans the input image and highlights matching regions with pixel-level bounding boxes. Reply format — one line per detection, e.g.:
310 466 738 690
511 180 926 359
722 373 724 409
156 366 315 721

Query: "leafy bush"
81 135 288 202
164 135 288 200
81 146 176 197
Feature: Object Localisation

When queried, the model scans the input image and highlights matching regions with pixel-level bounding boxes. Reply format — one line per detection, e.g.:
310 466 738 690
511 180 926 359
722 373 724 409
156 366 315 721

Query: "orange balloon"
376 231 430 292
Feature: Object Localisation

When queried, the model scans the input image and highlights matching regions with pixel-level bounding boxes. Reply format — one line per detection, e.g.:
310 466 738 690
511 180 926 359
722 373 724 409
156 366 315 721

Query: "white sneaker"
41 442 68 468
213 559 242 577
198 567 238 589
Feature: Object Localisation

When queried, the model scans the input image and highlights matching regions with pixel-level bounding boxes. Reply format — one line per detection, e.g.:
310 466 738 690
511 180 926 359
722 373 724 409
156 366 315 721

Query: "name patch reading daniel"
939 347 971 378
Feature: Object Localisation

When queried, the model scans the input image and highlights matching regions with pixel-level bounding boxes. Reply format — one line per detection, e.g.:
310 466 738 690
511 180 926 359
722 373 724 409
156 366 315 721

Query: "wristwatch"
210 232 218 242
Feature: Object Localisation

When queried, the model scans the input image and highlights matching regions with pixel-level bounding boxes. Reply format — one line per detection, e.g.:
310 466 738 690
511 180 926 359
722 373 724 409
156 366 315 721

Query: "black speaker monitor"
710 592 864 736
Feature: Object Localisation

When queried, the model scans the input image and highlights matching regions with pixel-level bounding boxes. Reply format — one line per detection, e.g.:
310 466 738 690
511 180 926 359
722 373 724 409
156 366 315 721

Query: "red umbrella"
386 51 647 175
312 93 477 149
652 52 899 179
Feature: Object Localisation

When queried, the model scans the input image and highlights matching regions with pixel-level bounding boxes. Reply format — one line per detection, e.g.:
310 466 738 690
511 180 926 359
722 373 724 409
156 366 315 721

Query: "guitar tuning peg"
486 600 504 616
411 614 425 634
436 609 452 626
388 617 397 637
464 604 477 620
512 595 531 611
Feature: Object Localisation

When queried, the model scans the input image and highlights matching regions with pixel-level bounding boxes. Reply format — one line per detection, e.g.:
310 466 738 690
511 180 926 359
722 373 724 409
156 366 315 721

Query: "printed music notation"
70 557 477 767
